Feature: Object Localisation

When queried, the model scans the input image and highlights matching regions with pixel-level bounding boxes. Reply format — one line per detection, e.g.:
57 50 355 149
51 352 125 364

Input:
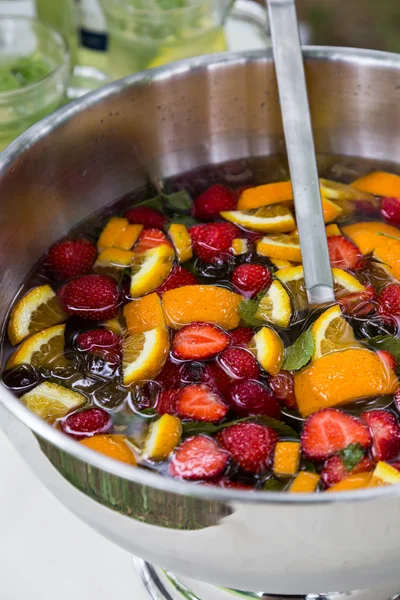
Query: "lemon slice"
168 224 193 263
122 327 169 385
8 285 67 346
220 205 295 233
312 305 358 360
332 268 365 294
251 327 284 375
20 382 86 423
6 324 67 370
256 280 292 328
369 462 400 487
144 414 182 462
256 232 302 262
97 217 129 251
231 238 249 256
320 178 376 203
270 258 295 269
130 244 175 298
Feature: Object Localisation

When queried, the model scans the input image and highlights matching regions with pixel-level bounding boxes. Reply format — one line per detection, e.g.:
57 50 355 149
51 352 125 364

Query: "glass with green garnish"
0 16 70 151
99 0 235 79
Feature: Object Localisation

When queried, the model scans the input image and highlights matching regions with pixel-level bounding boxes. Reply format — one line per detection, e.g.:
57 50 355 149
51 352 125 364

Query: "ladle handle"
267 0 335 305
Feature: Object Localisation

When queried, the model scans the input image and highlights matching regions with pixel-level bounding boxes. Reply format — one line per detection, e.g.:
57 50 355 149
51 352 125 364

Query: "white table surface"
0 430 147 600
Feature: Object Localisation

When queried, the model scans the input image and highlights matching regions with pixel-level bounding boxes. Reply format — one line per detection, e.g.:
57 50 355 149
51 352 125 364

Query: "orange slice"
231 238 249 256
168 224 193 263
97 217 128 251
256 232 302 262
80 434 137 466
124 293 166 334
220 205 295 233
294 348 399 417
130 244 174 298
270 258 295 269
122 326 169 385
289 471 320 493
250 327 284 375
8 285 67 346
312 305 358 359
6 324 66 370
238 181 293 210
326 472 372 493
369 462 400 487
162 285 241 330
115 224 143 250
21 382 86 423
342 221 400 254
144 414 182 461
256 280 292 328
273 442 301 476
95 248 135 269
351 171 400 198
320 178 376 203
373 237 400 281
322 197 343 223
326 223 341 237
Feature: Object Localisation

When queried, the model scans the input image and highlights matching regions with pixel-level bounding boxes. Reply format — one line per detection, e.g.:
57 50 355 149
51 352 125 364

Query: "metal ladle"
267 0 335 305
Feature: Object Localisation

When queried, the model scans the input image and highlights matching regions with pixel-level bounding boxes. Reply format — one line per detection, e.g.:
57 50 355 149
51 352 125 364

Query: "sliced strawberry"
169 436 230 480
59 274 122 321
125 206 167 229
376 349 397 370
218 477 255 491
377 283 400 317
337 285 376 317
218 347 260 380
229 379 281 418
189 222 239 263
172 322 230 360
361 409 400 462
328 236 363 271
321 454 374 488
217 422 278 473
268 370 298 410
229 327 254 348
134 228 172 253
192 184 237 220
155 389 177 416
156 359 183 389
301 409 371 461
232 264 272 298
61 407 113 440
47 238 97 281
380 196 400 226
157 265 198 294
76 329 122 364
395 389 400 414
201 361 232 398
176 384 228 423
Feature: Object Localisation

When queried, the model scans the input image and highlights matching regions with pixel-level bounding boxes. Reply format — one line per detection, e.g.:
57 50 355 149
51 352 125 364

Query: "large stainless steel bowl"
1 48 400 597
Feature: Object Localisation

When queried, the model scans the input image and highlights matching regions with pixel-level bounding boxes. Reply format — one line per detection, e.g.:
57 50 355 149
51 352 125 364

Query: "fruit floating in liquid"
2 160 400 493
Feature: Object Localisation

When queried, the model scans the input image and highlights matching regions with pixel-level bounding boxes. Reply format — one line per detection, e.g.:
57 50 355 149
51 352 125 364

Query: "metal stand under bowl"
133 557 400 600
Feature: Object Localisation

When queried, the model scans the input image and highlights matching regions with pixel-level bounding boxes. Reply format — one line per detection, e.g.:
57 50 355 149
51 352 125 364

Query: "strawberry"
268 370 298 410
391 461 400 471
321 454 373 488
155 389 177 416
327 236 363 271
189 222 239 263
232 264 272 298
125 206 167 229
395 389 400 414
337 285 376 317
229 379 281 418
218 347 260 380
217 422 278 473
201 361 232 398
301 409 371 461
176 384 228 422
47 239 97 281
377 283 400 316
157 265 198 294
134 228 172 254
361 409 400 462
61 407 113 440
76 329 122 364
376 349 397 370
192 184 237 220
59 274 121 320
169 436 230 480
380 196 400 226
218 477 254 491
229 327 254 348
156 359 183 389
172 322 230 360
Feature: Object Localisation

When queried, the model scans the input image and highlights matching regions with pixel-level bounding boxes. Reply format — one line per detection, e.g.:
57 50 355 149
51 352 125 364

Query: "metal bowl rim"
2 46 400 505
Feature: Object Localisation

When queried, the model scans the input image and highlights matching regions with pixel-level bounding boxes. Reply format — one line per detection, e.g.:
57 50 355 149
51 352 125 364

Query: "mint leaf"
339 443 364 471
302 460 317 474
367 335 400 363
263 477 286 491
282 328 314 371
164 190 192 214
239 298 265 327
169 215 199 228
135 195 165 213
182 416 299 439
